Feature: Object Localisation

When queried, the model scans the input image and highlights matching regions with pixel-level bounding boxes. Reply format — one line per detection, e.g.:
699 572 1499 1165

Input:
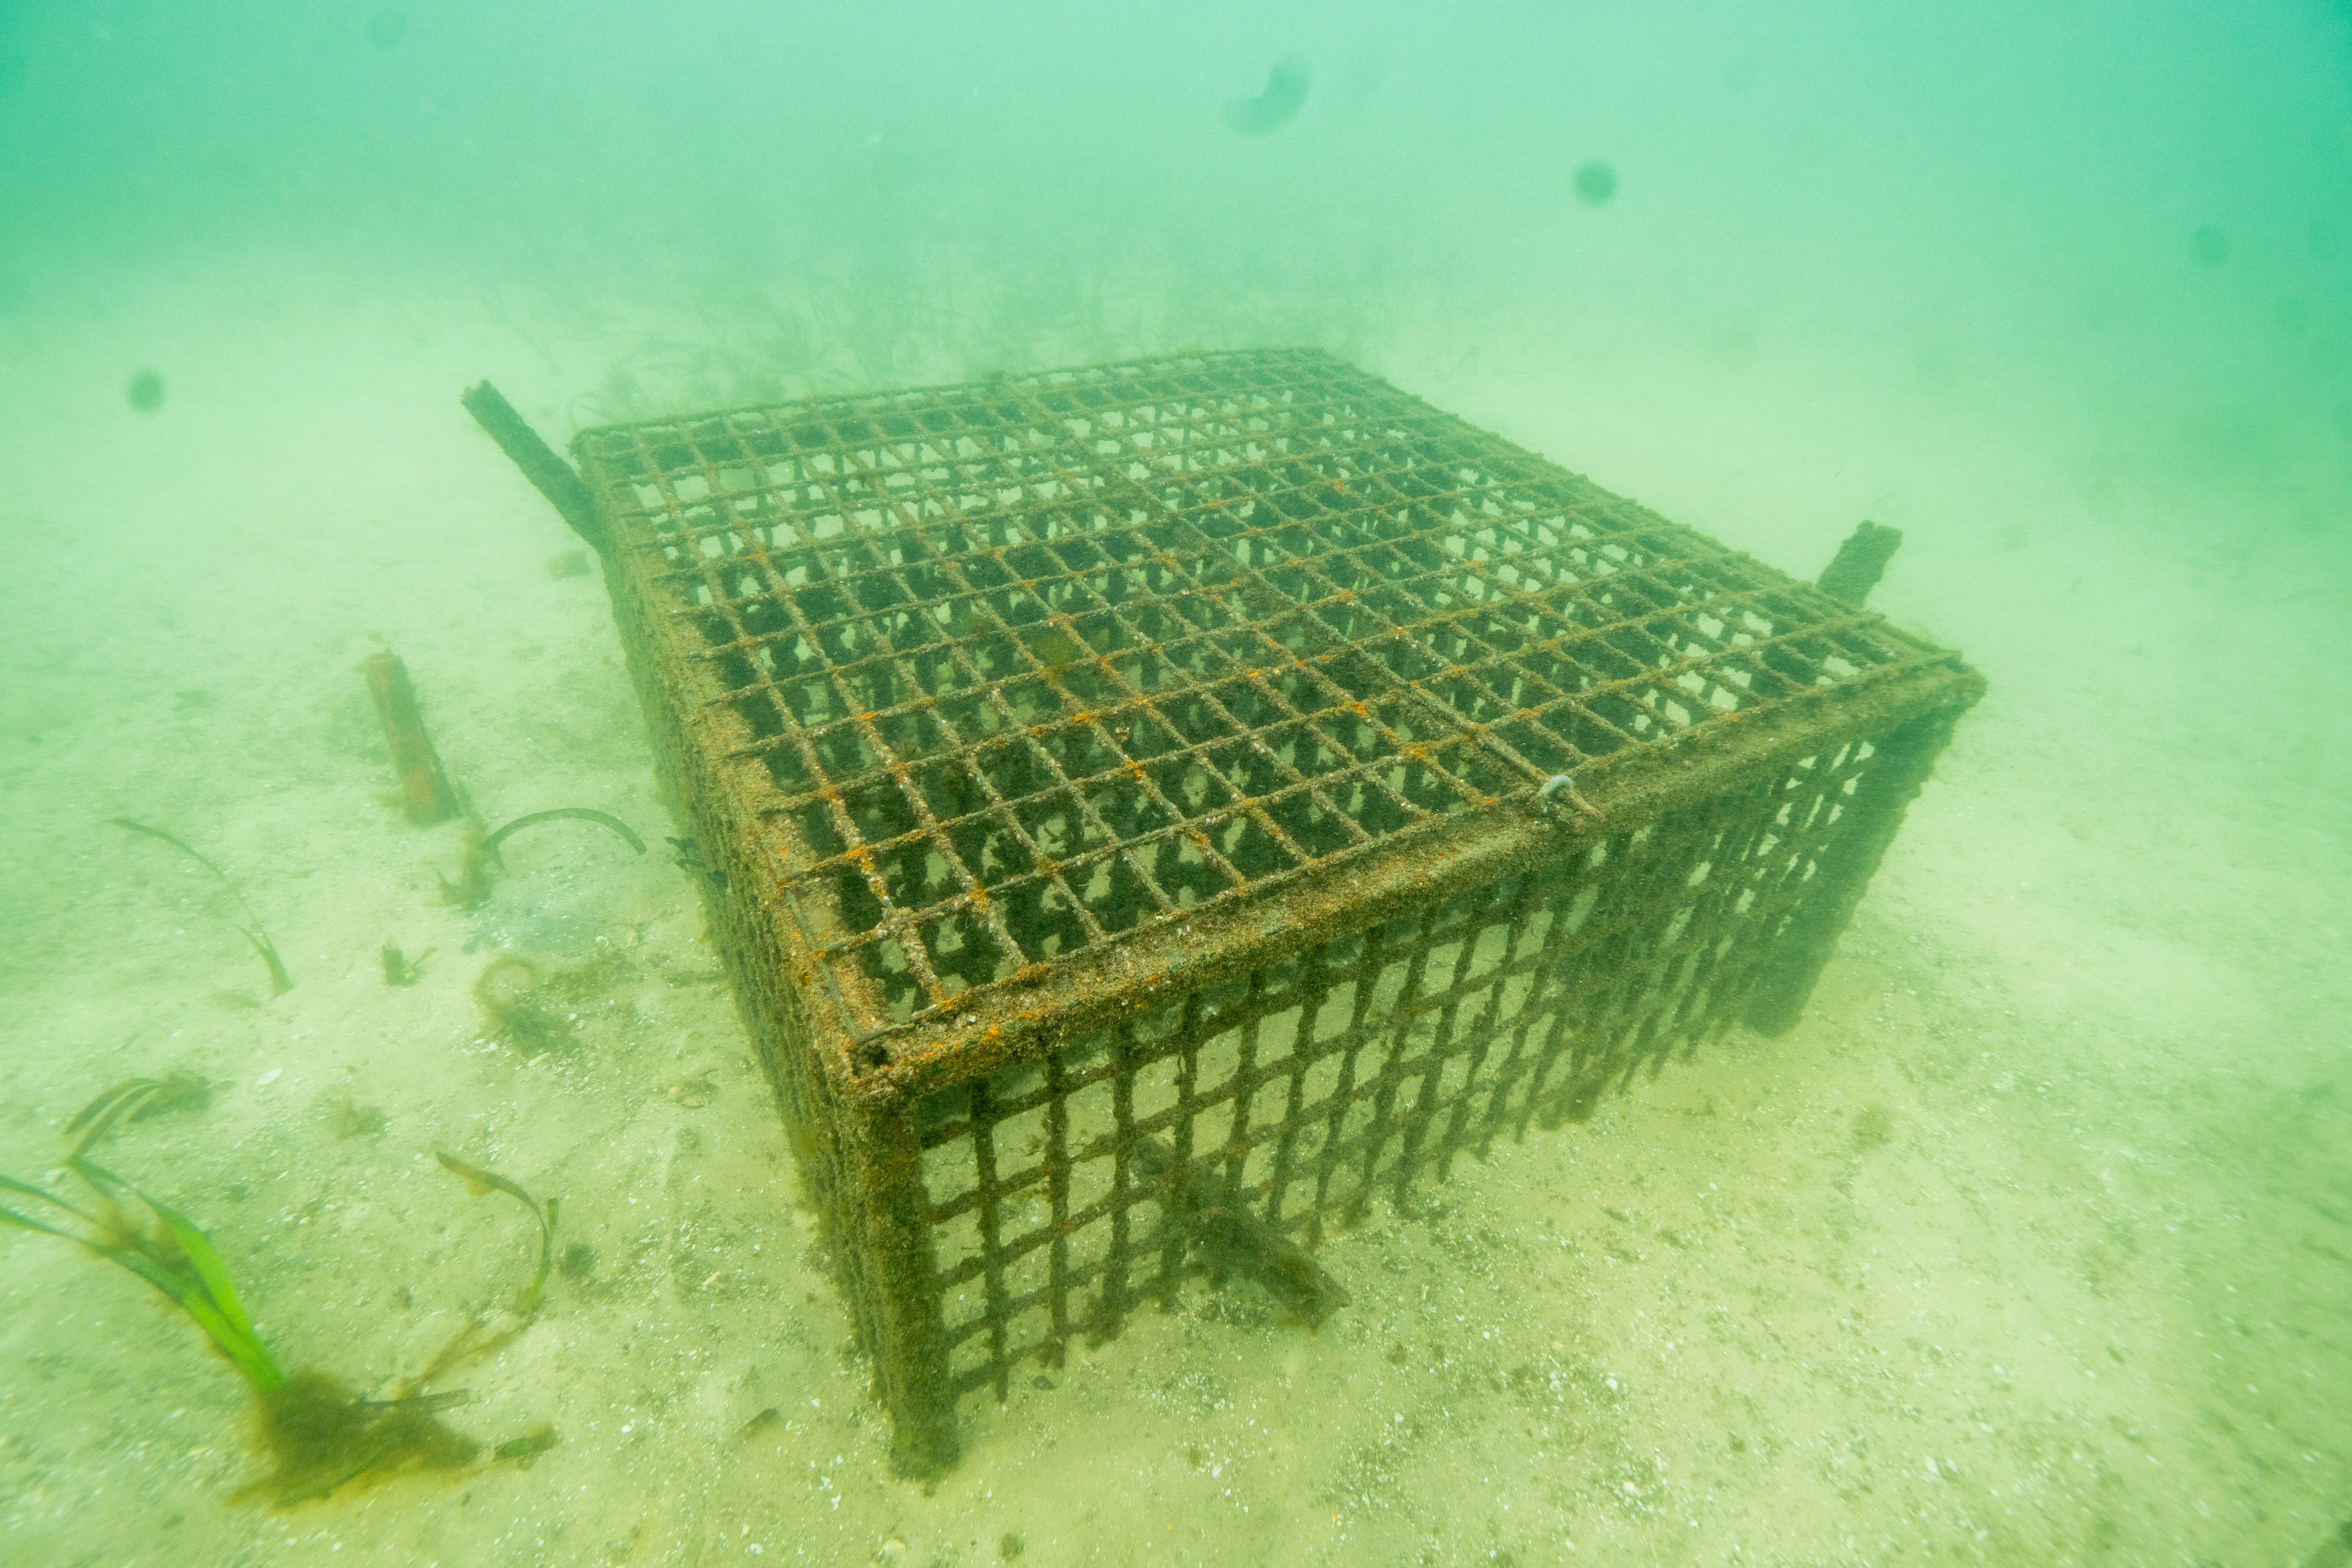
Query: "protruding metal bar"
460 380 609 557
1817 519 1903 607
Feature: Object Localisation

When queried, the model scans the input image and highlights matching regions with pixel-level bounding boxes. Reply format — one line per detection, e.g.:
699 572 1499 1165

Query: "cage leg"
1742 701 1968 1036
844 1101 960 1477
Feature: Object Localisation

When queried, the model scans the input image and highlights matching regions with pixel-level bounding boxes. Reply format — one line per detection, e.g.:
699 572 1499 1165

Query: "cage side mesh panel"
913 724 1895 1403
592 541 929 1425
573 349 1941 1049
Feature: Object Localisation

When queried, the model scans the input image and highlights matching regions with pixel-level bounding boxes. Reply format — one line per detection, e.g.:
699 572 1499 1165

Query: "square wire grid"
574 349 1934 1057
913 731 1889 1402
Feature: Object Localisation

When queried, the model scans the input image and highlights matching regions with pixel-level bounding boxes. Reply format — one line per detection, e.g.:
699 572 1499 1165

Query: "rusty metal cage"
554 347 1981 1473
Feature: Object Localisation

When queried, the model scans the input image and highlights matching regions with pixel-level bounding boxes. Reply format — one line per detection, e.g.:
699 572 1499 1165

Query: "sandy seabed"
1 255 2346 1568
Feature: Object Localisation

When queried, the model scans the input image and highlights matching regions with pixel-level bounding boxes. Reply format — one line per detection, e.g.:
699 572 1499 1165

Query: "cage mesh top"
575 348 1933 1049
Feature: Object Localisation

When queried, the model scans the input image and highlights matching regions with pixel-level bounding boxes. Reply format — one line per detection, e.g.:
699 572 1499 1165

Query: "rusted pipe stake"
364 652 461 825
459 380 610 557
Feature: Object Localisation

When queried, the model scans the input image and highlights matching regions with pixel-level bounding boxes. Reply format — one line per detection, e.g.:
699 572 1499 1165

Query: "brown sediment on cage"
850 652 1969 1104
363 652 461 825
545 346 1983 1475
906 703 1964 1405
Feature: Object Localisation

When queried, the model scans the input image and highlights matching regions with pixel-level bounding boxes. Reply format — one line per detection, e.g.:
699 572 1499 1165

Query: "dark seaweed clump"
1 1158 475 1503
249 1374 477 1506
2 1142 559 1506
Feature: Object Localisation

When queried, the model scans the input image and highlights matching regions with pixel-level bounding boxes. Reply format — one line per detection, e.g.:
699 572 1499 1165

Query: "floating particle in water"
1222 54 1312 137
126 369 165 412
1573 160 1619 207
366 7 407 49
2190 222 2230 267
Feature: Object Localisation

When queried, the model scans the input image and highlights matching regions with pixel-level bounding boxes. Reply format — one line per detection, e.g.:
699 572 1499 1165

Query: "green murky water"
2 5 2348 1564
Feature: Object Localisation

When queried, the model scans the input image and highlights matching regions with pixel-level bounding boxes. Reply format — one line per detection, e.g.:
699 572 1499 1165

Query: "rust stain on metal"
363 651 461 824
566 348 1982 1476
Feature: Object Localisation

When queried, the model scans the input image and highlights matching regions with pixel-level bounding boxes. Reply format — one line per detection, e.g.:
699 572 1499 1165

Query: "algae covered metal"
535 348 1978 1473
